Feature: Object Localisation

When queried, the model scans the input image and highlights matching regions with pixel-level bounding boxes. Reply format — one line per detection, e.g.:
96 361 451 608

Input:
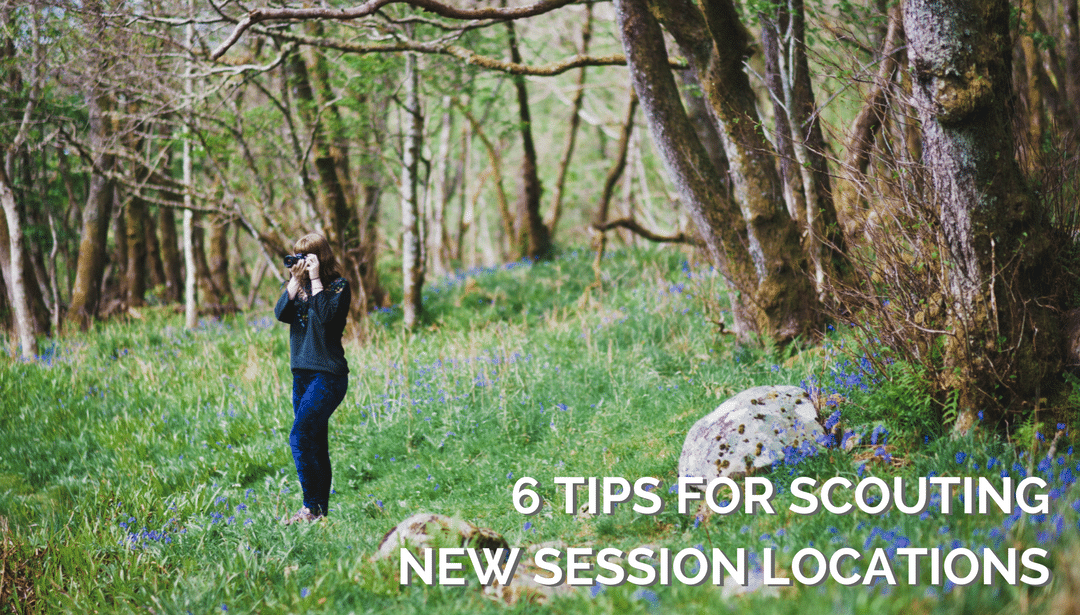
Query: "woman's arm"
308 277 350 326
275 261 308 322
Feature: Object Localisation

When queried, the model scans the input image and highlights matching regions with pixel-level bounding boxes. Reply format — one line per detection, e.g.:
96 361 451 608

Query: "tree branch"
592 217 698 245
210 0 580 60
243 26 683 76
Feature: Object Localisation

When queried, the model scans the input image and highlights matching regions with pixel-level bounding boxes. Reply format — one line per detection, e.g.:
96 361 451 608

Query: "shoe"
283 507 323 525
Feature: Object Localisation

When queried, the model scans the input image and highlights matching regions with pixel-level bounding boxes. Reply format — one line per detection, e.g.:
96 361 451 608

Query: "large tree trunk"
615 0 820 343
67 90 116 331
614 0 760 338
506 19 551 261
905 0 1063 432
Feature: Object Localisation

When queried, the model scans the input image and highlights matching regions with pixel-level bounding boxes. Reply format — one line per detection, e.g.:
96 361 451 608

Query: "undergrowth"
0 246 1078 614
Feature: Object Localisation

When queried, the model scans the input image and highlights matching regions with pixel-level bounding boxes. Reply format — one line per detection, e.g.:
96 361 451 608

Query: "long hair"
294 233 341 283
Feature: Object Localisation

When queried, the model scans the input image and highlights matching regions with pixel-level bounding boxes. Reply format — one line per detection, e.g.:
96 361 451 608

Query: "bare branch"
245 26 671 76
210 0 580 60
198 42 294 77
591 217 699 245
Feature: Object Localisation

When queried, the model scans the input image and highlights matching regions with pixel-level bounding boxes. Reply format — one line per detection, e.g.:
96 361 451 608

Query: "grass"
1 246 1079 614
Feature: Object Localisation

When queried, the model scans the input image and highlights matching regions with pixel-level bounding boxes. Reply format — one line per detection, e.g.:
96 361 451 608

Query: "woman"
274 233 351 524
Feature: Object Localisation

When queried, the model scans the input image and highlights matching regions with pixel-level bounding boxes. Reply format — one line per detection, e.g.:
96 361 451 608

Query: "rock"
373 515 574 606
481 552 577 606
373 513 508 560
678 385 823 482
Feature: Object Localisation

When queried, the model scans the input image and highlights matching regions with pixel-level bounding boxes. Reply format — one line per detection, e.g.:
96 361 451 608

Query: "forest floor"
2 246 1079 614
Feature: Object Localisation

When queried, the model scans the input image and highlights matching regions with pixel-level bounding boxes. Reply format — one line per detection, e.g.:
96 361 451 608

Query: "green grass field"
2 247 1078 614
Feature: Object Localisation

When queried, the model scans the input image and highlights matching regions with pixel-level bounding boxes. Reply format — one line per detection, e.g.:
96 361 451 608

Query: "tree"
613 0 820 343
401 47 425 329
1 1 46 356
904 0 1066 431
67 26 118 331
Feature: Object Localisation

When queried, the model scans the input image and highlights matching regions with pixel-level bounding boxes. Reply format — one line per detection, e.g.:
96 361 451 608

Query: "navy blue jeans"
290 369 348 516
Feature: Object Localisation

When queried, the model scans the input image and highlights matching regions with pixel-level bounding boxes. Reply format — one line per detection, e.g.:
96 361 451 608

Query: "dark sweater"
274 277 350 375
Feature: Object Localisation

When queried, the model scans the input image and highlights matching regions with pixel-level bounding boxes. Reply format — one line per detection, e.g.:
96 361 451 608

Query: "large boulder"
678 385 823 481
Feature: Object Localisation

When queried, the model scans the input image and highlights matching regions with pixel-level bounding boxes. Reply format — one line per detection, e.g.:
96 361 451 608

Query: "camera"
284 253 307 267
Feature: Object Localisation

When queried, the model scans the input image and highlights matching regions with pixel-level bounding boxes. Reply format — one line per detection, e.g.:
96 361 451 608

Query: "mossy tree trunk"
905 0 1064 432
67 89 116 331
614 0 821 344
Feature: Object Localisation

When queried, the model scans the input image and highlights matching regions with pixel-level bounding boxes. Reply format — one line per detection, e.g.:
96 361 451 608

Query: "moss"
933 64 994 125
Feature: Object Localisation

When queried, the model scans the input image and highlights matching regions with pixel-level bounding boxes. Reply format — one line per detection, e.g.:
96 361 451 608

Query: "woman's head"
294 233 340 281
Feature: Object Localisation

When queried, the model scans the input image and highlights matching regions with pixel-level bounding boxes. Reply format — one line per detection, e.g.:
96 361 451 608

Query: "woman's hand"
305 253 321 281
286 259 307 299
306 254 324 295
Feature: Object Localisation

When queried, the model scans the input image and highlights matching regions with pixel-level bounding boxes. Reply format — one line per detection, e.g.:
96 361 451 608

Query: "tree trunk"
837 4 903 238
760 0 845 295
590 91 638 286
183 207 196 328
112 191 127 305
615 0 819 343
401 50 425 330
1019 0 1046 155
21 153 52 329
677 70 730 194
547 3 593 237
459 103 513 256
208 218 238 314
193 221 222 311
183 7 197 329
0 159 50 339
614 0 759 336
905 0 1063 432
1065 0 1080 116
145 206 166 293
67 90 116 331
0 166 36 357
158 202 182 303
506 19 551 260
427 99 454 277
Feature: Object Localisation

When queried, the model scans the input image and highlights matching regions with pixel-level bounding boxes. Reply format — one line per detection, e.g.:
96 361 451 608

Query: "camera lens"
284 254 301 267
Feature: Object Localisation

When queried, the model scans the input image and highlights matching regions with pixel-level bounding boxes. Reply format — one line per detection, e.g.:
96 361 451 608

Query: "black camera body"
284 253 308 267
